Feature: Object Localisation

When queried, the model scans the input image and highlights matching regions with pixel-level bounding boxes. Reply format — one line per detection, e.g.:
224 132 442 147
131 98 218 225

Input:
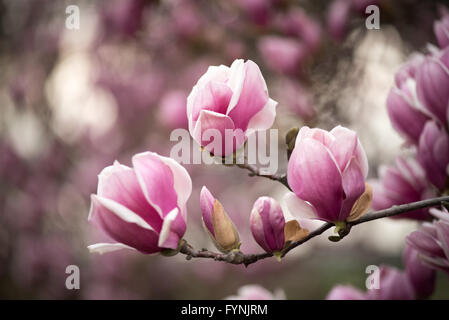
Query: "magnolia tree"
86 12 449 299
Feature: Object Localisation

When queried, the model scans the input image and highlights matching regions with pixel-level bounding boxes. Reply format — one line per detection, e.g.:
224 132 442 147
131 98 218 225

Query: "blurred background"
1 0 449 299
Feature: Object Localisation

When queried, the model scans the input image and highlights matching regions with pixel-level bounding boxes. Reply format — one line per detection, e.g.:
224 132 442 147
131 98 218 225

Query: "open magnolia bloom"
284 126 371 224
187 59 277 156
87 152 192 254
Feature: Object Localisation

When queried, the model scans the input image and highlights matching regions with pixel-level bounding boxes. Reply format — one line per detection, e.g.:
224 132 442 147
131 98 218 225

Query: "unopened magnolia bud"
250 197 285 254
200 186 240 253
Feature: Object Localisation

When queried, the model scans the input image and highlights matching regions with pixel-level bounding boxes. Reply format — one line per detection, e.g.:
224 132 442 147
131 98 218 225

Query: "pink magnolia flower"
417 121 449 191
404 244 436 299
407 208 449 275
187 59 277 156
371 157 434 220
284 126 369 223
326 285 366 300
258 36 307 74
250 197 285 254
225 285 286 300
416 48 449 124
87 152 192 254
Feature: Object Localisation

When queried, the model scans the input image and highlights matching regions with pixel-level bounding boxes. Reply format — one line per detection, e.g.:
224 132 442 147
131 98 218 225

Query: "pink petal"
436 221 449 260
295 126 334 149
227 60 269 131
158 208 185 249
157 155 192 217
192 110 245 156
96 161 163 231
283 192 319 220
87 243 136 254
246 98 277 136
200 186 215 236
329 125 358 172
132 152 179 218
89 195 161 254
287 138 344 222
339 158 365 221
191 81 233 121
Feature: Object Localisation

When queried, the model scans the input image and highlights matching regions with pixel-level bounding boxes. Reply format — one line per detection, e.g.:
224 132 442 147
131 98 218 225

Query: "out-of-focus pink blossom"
233 0 272 26
386 82 430 145
250 197 285 254
326 285 366 300
157 90 188 129
170 0 202 39
371 157 434 220
187 59 277 156
404 244 436 299
327 0 352 41
277 79 316 121
99 0 146 38
277 8 322 53
416 48 449 124
88 152 192 254
225 285 286 300
285 126 369 223
365 266 415 300
258 36 307 74
407 208 449 275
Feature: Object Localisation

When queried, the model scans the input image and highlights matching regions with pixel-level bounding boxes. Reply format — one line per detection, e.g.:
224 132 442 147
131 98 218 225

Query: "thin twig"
235 163 291 191
178 196 449 267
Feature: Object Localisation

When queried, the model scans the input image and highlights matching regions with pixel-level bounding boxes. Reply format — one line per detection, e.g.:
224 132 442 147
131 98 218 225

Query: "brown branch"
235 163 291 191
178 195 449 267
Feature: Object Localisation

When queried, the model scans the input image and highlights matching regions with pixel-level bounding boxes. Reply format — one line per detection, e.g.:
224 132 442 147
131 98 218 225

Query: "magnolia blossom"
407 208 449 275
87 152 192 254
250 197 285 254
187 59 277 156
225 285 286 300
416 47 449 124
284 126 370 223
371 157 434 220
